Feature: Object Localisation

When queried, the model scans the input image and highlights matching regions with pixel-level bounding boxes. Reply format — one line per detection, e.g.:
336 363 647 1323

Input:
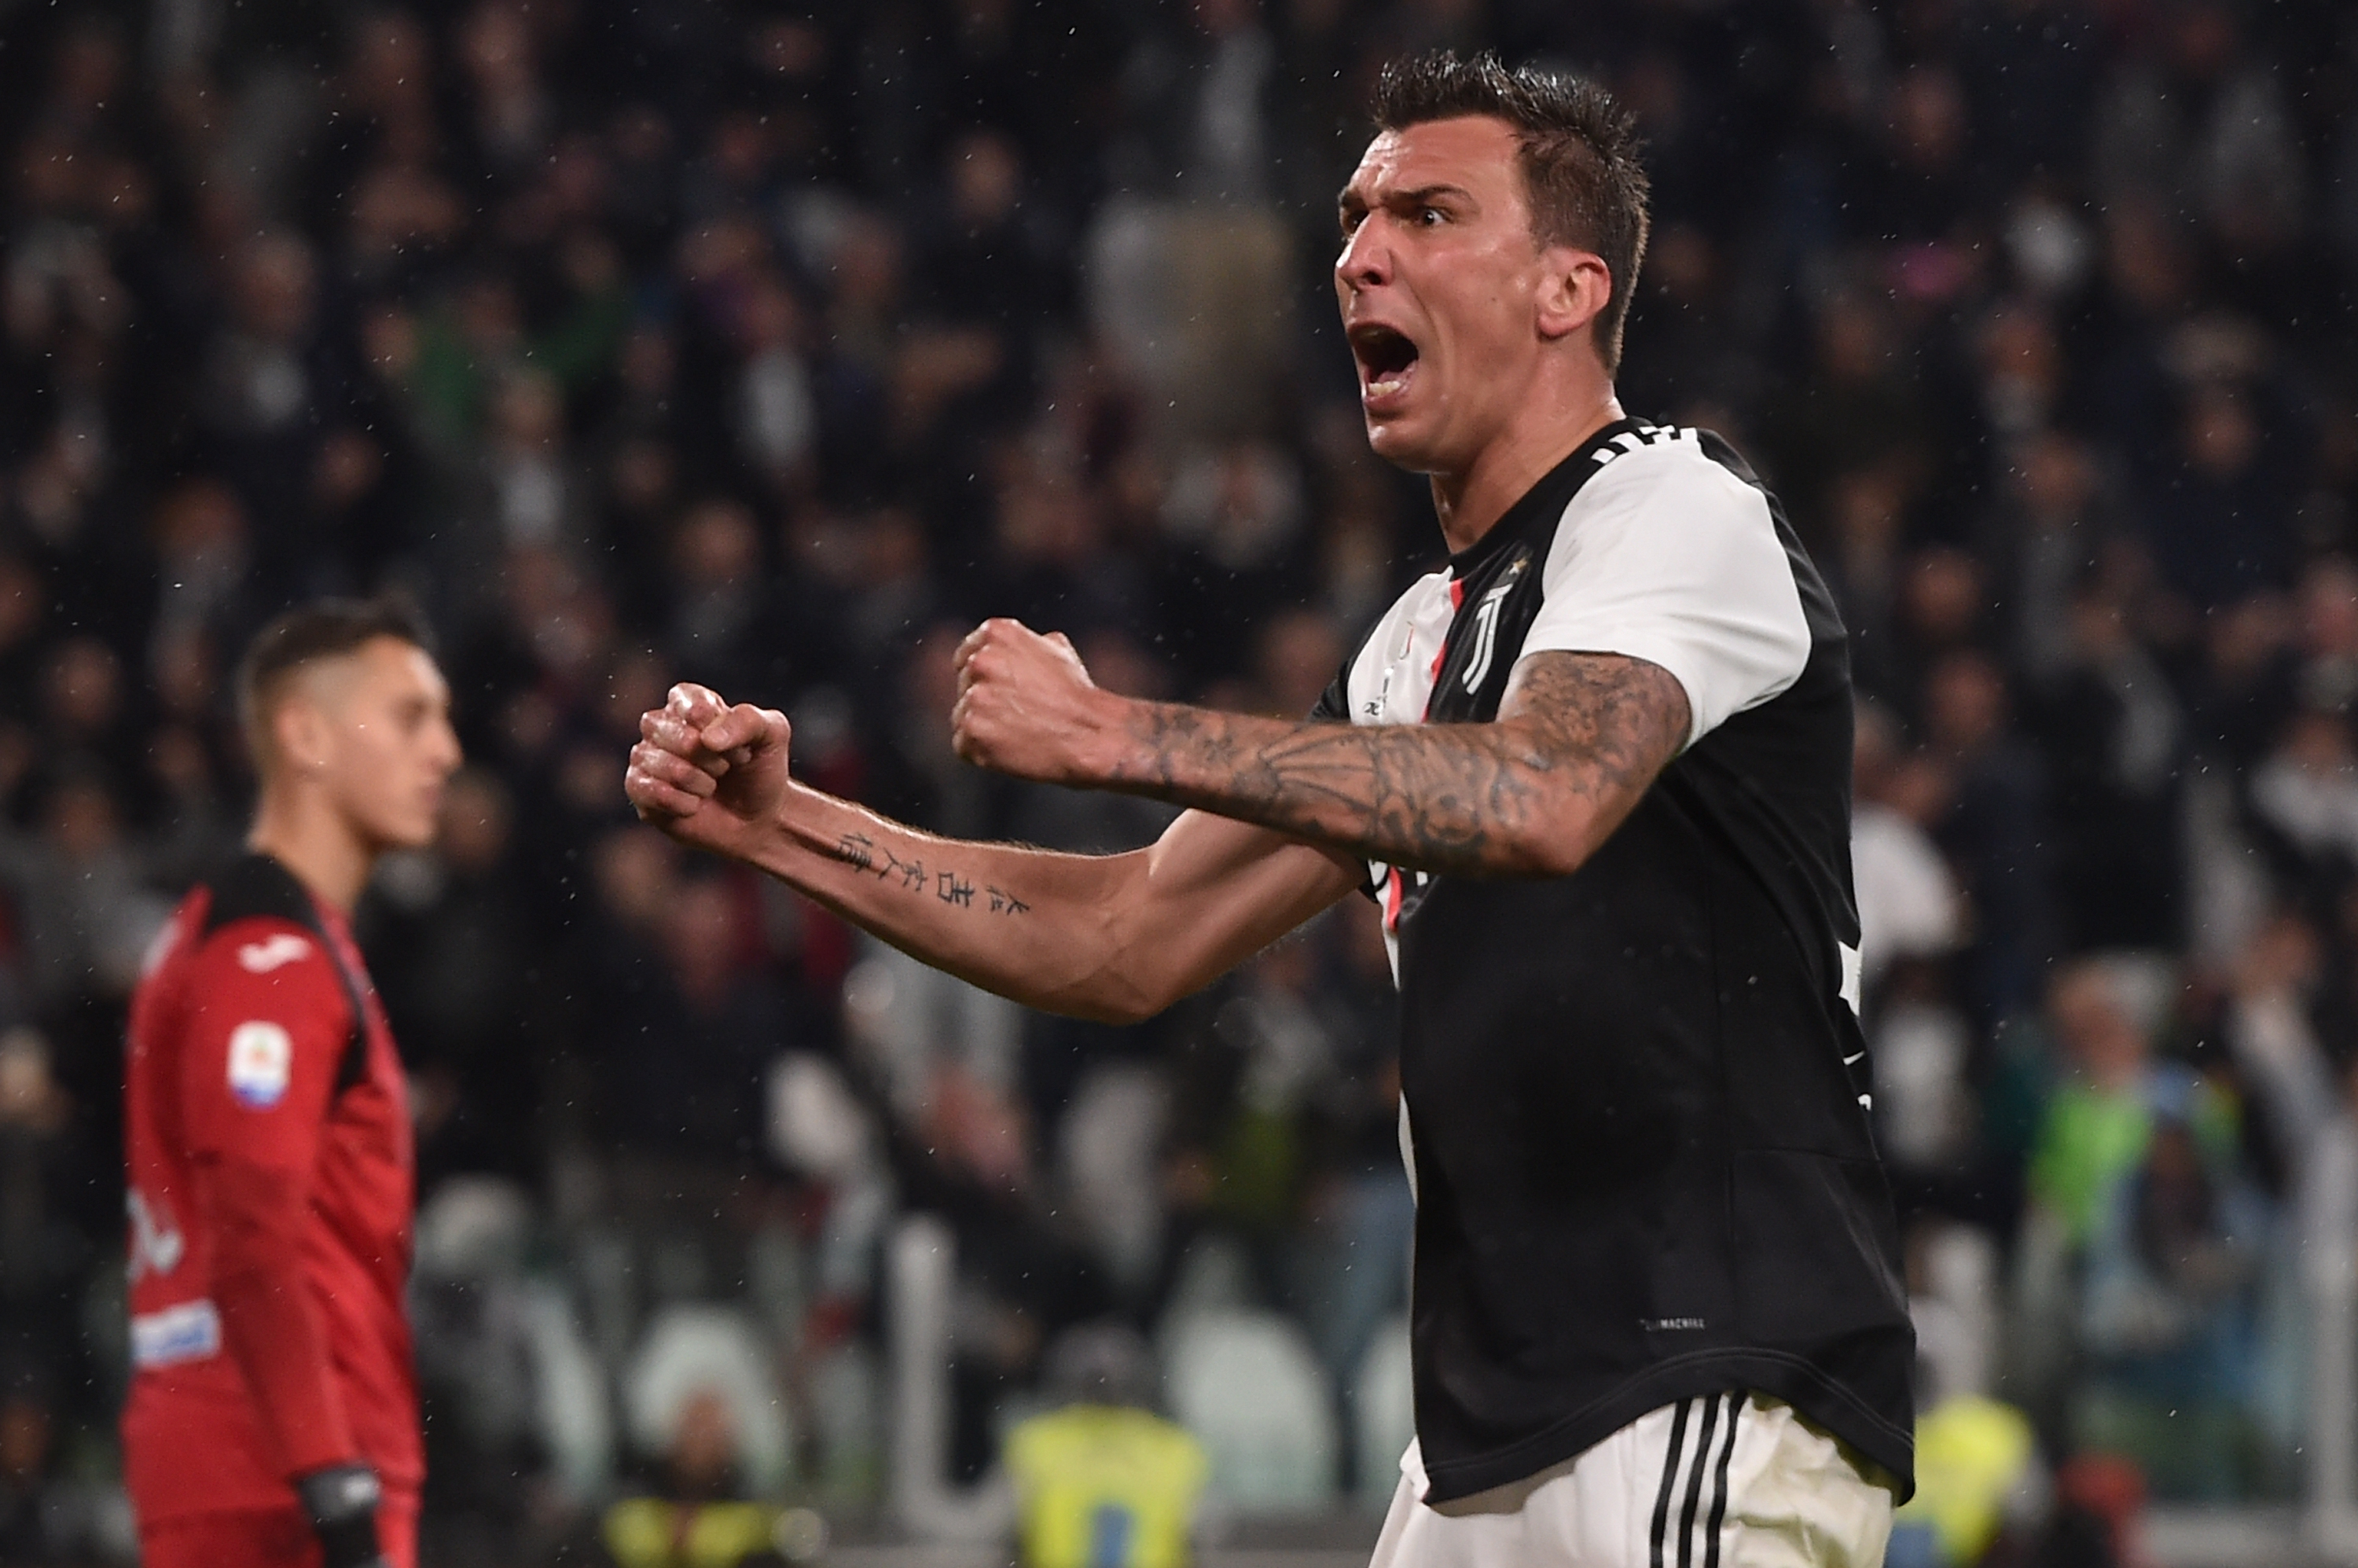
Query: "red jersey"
121 853 422 1524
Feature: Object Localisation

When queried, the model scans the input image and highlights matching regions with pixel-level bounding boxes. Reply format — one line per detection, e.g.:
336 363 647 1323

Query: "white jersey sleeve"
1516 441 1813 749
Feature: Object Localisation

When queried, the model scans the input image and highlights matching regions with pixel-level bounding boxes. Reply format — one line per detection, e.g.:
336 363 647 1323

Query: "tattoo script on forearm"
829 832 1031 916
1104 652 1690 876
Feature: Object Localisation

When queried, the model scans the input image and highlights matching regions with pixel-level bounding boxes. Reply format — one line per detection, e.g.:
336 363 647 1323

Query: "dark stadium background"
0 0 2354 1563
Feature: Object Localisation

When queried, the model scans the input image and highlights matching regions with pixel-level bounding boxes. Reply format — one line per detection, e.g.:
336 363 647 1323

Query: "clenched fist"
625 682 794 857
950 619 1126 785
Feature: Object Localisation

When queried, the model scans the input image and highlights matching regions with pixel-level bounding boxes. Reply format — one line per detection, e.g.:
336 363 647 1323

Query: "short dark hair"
235 595 434 759
1371 51 1651 376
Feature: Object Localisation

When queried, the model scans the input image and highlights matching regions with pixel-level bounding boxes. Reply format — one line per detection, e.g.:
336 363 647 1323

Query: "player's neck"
1429 387 1623 556
247 790 378 914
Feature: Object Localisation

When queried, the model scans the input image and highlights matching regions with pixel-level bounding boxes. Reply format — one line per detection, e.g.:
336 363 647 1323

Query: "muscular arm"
760 791 1357 1024
627 698 1361 1025
1104 652 1688 876
630 640 1685 1021
954 636 1692 879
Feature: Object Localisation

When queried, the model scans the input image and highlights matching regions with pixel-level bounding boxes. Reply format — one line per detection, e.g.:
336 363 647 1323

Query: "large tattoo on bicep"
1106 652 1691 876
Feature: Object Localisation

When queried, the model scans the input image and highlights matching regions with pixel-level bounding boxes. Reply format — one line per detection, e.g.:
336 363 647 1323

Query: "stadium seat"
1162 1308 1336 1511
624 1303 792 1496
412 1177 617 1500
413 1174 533 1281
523 1280 618 1503
1057 1063 1171 1291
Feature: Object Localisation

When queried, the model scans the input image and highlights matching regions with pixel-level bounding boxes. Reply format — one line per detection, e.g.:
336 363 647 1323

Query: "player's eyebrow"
1337 182 1477 224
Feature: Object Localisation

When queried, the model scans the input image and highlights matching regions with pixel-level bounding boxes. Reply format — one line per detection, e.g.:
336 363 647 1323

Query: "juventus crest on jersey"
1313 418 1916 1505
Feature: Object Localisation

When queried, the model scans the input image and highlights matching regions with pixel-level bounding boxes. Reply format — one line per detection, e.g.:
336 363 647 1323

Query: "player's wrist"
1074 687 1151 787
771 783 881 884
294 1462 389 1568
776 779 849 850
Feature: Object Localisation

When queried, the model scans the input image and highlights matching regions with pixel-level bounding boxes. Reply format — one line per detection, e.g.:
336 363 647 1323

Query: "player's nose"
1336 217 1392 293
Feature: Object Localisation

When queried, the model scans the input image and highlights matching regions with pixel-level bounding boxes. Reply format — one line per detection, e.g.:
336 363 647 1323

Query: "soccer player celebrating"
123 600 460 1568
631 52 1912 1568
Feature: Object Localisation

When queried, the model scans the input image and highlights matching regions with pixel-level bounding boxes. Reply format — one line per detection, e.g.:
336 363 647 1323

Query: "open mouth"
1350 323 1420 402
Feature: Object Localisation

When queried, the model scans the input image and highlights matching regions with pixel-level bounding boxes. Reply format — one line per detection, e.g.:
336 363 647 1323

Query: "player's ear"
273 693 333 778
1535 247 1611 344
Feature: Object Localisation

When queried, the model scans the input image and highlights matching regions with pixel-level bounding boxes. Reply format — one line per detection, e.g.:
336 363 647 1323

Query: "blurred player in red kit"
121 599 461 1568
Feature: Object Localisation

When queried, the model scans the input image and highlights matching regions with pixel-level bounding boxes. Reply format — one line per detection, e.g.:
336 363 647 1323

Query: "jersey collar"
1444 417 1651 579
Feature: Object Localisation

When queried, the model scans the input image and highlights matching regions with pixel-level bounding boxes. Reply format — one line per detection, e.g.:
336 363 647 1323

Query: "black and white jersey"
1313 417 1915 1505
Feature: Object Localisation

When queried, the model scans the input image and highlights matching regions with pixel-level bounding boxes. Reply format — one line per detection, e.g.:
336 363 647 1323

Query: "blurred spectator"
2021 958 2272 1499
2027 961 2196 1248
0 1366 130 1562
1883 1390 2040 1568
1853 702 1962 996
2024 569 2185 951
603 873 788 1162
1923 649 2055 1022
2248 705 2358 898
2140 381 2298 612
665 498 769 694
0 769 171 1024
1983 431 2108 685
1003 1324 1207 1568
364 768 544 1186
2296 556 2358 712
1765 294 1939 539
0 1027 95 1394
2075 1079 2268 1500
595 1386 790 1568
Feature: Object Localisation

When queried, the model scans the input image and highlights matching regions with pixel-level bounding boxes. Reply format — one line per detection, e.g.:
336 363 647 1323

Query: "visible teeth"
1369 376 1406 395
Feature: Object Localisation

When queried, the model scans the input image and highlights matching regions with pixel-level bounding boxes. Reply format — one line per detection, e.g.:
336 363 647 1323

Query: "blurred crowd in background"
0 0 2356 1563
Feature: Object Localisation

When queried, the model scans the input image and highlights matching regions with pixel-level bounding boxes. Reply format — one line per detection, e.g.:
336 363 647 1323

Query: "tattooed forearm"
1099 652 1690 877
830 832 1030 914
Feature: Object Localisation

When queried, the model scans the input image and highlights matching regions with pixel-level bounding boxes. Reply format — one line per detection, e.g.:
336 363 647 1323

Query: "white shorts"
1369 1393 1896 1568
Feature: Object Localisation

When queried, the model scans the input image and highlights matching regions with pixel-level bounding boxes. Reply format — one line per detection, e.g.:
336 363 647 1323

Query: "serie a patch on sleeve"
227 1020 295 1109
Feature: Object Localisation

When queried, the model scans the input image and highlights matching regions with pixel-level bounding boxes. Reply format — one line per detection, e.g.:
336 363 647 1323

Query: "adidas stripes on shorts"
1370 1393 1896 1568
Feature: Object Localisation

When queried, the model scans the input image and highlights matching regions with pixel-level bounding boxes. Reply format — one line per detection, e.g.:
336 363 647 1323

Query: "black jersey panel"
1309 611 1387 727
1366 423 1915 1504
1398 797 1739 1451
1730 1151 1910 1341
